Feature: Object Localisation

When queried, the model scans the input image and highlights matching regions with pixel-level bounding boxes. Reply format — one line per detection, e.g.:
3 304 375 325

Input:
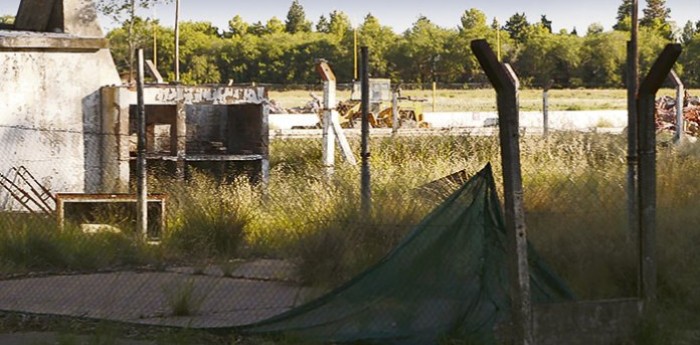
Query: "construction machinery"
335 79 429 129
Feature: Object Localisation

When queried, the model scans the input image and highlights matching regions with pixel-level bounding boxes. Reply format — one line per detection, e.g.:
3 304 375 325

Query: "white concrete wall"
0 48 120 210
268 110 628 131
423 110 627 129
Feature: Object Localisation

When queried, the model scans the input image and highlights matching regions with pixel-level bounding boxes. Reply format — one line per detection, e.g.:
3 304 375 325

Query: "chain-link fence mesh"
1 88 700 344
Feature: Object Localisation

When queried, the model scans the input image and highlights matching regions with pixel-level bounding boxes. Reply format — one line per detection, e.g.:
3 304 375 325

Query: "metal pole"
392 91 399 135
136 49 148 238
152 6 157 71
637 44 682 307
360 46 371 215
354 29 358 81
543 88 549 137
174 0 180 82
471 39 533 345
668 70 684 143
627 0 640 240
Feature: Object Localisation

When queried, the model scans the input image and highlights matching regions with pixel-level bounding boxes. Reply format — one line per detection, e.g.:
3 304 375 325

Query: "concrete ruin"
0 0 269 211
101 85 270 193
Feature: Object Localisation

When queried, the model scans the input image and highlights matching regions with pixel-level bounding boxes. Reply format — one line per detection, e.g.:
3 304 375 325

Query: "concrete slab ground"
0 332 155 345
0 260 309 329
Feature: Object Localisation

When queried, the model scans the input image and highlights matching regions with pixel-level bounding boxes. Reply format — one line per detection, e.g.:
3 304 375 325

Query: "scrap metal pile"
656 92 700 137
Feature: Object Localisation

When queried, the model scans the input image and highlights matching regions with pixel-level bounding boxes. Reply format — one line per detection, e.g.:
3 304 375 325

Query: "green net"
235 164 573 344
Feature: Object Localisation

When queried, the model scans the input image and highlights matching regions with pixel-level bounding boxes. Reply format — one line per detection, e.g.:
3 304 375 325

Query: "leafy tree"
505 13 529 43
177 21 223 84
96 0 171 81
285 0 311 34
106 17 157 73
266 17 286 35
460 9 487 32
0 15 14 25
580 30 627 86
587 23 604 36
680 34 700 86
227 15 248 37
247 21 266 36
316 15 330 33
681 20 696 44
328 11 351 39
641 0 671 37
614 0 634 31
541 15 552 33
398 16 453 83
510 31 578 87
358 13 398 78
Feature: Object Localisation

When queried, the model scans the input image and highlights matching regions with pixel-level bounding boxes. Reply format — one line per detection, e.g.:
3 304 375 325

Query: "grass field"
269 88 700 112
0 133 699 343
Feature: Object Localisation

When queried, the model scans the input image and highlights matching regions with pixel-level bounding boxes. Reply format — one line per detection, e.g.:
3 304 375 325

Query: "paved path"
0 260 310 329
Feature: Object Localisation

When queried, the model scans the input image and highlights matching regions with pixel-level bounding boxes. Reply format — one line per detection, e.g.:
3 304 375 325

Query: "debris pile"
656 93 700 137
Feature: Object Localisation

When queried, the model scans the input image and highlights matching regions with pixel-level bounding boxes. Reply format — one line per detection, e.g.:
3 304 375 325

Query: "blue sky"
1 0 698 34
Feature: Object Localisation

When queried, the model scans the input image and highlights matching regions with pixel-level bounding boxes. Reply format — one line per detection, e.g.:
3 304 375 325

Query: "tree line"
102 0 700 88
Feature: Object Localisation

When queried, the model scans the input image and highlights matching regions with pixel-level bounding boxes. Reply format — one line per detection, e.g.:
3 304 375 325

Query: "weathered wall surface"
0 46 120 209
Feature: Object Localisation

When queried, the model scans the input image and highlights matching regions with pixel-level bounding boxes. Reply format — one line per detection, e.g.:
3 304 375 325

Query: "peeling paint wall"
0 46 120 210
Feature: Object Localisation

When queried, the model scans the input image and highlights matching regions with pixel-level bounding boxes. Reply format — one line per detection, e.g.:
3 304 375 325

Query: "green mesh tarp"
238 164 573 344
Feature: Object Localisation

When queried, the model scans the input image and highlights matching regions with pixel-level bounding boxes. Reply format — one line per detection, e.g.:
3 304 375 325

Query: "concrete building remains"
0 0 269 212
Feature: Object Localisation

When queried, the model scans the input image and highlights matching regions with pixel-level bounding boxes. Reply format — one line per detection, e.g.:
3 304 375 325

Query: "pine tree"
614 0 634 31
504 12 529 43
640 0 672 37
540 15 552 33
316 15 330 33
285 0 311 34
641 0 670 27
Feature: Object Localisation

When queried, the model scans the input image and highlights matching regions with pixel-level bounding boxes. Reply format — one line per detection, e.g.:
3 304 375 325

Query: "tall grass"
0 133 699 336
0 214 156 274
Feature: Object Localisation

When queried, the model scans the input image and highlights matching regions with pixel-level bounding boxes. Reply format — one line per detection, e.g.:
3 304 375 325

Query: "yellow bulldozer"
335 79 429 129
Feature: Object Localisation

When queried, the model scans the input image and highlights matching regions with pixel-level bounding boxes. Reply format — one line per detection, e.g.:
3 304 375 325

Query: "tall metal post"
152 6 158 71
542 88 549 137
637 44 682 306
174 0 181 82
392 91 399 135
354 29 358 81
668 70 684 143
136 49 148 238
471 39 533 345
627 0 640 238
360 47 371 215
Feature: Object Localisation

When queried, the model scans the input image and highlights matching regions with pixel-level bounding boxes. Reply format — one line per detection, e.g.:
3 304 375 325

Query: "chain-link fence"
2 87 700 344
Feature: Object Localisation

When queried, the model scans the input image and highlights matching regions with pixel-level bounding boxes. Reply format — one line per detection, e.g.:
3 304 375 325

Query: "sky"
1 0 698 35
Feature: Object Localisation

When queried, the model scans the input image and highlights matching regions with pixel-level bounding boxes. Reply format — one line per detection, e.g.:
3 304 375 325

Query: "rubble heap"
656 92 700 137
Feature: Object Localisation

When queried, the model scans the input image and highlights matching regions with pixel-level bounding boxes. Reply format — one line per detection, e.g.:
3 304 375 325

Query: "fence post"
627 1 640 240
360 47 371 215
136 49 148 238
471 39 533 345
317 60 336 175
637 44 682 307
667 70 684 143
